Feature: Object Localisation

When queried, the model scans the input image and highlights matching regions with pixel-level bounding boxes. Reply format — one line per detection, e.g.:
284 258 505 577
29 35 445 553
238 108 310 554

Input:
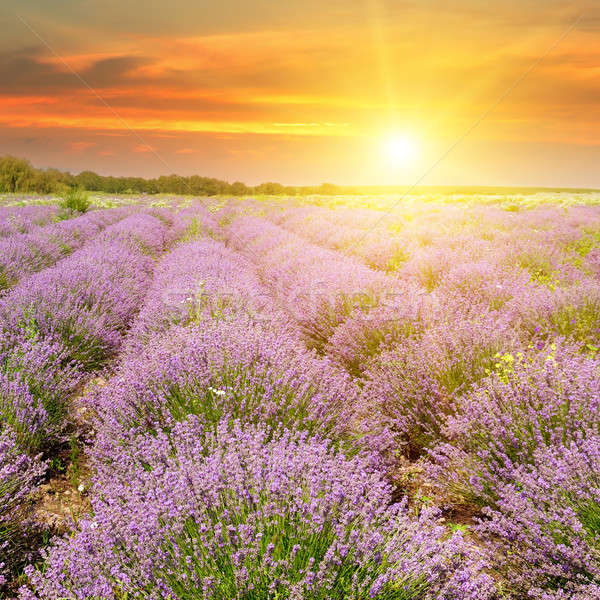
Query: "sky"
0 0 598 187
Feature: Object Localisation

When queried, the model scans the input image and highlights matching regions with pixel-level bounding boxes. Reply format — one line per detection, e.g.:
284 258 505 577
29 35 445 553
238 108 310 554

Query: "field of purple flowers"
2 192 600 599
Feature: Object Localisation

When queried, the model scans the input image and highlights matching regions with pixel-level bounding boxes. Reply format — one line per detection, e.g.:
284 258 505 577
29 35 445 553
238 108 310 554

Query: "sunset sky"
0 1 598 186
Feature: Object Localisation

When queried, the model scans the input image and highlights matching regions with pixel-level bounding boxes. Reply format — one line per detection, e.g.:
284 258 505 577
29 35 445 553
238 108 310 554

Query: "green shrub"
59 188 91 214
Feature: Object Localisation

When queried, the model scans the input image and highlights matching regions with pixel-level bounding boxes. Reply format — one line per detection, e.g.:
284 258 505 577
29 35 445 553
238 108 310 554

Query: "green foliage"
59 187 91 214
180 216 213 242
575 499 600 541
156 506 422 600
151 364 320 440
383 248 409 272
435 344 500 397
0 268 13 292
517 251 555 280
567 230 600 267
0 156 35 193
418 264 440 292
448 523 470 534
49 456 65 473
549 302 600 345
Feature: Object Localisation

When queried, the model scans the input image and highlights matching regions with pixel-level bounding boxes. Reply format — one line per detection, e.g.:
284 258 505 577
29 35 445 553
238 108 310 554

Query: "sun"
382 135 418 166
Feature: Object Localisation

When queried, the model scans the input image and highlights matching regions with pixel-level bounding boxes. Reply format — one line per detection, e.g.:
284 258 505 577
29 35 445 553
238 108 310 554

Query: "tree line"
0 155 343 196
3 155 593 198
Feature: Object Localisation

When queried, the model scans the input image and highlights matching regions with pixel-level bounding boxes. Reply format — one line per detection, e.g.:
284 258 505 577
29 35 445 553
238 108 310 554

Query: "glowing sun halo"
382 135 418 166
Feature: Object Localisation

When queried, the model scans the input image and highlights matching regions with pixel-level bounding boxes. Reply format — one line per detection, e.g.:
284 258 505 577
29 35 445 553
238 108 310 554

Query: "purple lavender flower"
125 238 276 349
477 437 600 598
0 207 132 292
0 204 59 238
91 320 360 454
0 428 46 586
428 339 600 505
22 420 494 599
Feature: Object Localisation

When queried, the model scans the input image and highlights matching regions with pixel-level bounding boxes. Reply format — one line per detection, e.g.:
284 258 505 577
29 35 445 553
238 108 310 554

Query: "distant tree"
75 170 103 191
317 183 340 195
145 178 159 194
130 177 148 193
0 155 35 192
255 182 286 195
30 170 60 194
230 181 250 196
0 154 321 197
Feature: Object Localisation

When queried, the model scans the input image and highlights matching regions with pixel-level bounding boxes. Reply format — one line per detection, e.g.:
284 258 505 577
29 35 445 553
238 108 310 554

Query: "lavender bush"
326 283 433 375
165 203 219 244
428 339 600 505
126 238 273 348
0 429 46 586
360 311 519 455
21 420 494 600
92 320 360 453
0 205 59 237
478 438 600 598
0 207 131 292
0 373 48 454
0 338 82 452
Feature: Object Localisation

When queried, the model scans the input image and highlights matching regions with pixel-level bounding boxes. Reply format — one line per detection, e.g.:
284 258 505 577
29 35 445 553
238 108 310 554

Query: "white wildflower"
208 386 226 396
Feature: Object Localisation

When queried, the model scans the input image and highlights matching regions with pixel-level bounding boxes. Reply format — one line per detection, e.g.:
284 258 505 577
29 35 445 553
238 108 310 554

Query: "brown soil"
32 376 106 533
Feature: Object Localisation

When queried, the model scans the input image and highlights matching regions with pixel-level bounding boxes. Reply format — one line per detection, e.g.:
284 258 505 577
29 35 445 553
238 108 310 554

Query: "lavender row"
0 207 135 292
161 202 221 246
270 203 600 276
21 422 494 600
21 234 494 599
224 215 397 350
420 340 600 598
105 236 360 443
353 273 600 459
0 213 168 391
125 237 272 347
0 213 169 584
0 213 168 448
0 204 59 238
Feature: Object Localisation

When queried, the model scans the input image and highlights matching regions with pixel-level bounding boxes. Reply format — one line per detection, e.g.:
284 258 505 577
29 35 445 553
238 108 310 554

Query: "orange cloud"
69 141 96 151
133 144 155 153
0 0 597 185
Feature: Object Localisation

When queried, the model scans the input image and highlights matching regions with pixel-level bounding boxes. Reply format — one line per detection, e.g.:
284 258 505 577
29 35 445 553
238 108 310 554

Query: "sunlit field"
2 190 600 599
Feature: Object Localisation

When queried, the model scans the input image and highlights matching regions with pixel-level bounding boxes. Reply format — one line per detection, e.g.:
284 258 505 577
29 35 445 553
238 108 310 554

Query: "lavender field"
2 191 600 599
